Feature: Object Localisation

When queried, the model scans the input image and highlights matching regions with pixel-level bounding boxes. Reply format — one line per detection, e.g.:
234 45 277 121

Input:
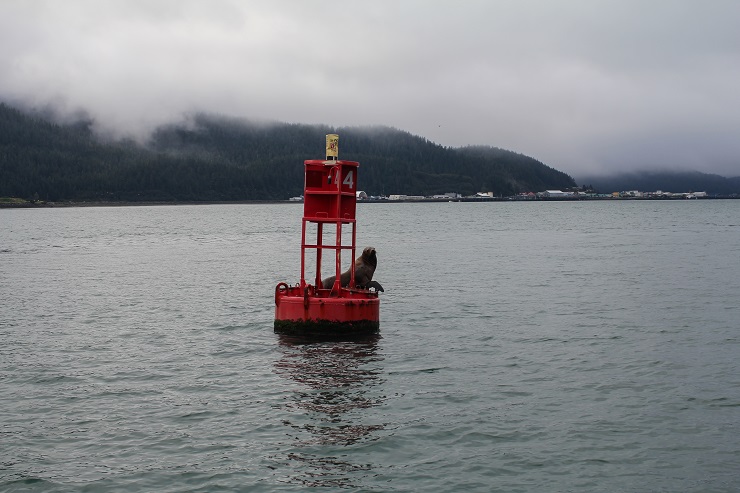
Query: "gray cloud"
2 0 739 177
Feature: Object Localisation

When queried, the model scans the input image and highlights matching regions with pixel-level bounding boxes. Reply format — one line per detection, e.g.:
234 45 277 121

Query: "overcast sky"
2 0 739 177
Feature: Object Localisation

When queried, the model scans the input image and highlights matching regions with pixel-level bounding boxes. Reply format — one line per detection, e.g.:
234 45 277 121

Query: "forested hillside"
1 102 577 202
581 171 740 196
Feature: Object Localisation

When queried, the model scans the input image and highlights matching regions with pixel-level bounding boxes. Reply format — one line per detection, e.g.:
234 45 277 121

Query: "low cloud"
2 0 739 177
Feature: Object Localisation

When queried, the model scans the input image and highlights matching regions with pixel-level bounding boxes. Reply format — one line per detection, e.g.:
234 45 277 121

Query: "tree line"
580 171 740 196
1 102 578 202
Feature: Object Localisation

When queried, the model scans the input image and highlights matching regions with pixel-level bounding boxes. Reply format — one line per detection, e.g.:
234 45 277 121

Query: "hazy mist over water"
2 201 739 491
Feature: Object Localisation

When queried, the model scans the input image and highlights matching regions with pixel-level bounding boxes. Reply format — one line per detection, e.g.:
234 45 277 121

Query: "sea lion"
322 246 380 290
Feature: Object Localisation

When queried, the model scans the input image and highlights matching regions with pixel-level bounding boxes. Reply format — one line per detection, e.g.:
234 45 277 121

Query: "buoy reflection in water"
272 335 386 487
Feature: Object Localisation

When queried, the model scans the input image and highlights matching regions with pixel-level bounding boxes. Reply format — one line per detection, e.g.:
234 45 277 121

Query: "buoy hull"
274 284 380 337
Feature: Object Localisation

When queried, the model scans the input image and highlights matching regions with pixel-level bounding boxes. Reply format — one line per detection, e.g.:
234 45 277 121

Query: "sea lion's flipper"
366 280 384 292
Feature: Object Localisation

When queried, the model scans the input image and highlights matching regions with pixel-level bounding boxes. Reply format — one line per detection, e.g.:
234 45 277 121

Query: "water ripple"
2 203 740 491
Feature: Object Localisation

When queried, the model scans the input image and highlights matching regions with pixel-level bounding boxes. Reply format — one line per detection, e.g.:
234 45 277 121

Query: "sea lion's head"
361 247 377 268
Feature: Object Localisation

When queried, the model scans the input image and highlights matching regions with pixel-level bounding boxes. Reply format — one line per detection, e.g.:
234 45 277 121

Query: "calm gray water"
2 201 739 492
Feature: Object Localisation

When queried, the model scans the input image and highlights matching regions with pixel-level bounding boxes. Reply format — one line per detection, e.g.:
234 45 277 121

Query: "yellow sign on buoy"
326 134 339 160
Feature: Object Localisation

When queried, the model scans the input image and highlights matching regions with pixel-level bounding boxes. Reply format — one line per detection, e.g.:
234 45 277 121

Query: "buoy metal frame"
274 137 380 337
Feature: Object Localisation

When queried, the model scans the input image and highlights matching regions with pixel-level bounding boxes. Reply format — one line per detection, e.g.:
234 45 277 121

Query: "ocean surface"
2 200 739 492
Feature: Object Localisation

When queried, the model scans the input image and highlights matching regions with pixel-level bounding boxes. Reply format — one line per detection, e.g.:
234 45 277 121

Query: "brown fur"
322 246 377 289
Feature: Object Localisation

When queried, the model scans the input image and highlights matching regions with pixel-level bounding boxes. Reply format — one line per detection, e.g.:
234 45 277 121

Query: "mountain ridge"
579 170 740 195
5 101 738 201
0 102 577 201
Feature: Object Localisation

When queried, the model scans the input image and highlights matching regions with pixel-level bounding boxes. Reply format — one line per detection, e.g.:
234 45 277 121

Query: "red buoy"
274 135 380 337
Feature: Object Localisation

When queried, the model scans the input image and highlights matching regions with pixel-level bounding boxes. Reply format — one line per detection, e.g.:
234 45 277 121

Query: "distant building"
541 190 569 197
622 190 644 198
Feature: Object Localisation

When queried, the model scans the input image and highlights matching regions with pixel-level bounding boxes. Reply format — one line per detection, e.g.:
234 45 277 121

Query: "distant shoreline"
0 200 292 209
2 195 739 209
